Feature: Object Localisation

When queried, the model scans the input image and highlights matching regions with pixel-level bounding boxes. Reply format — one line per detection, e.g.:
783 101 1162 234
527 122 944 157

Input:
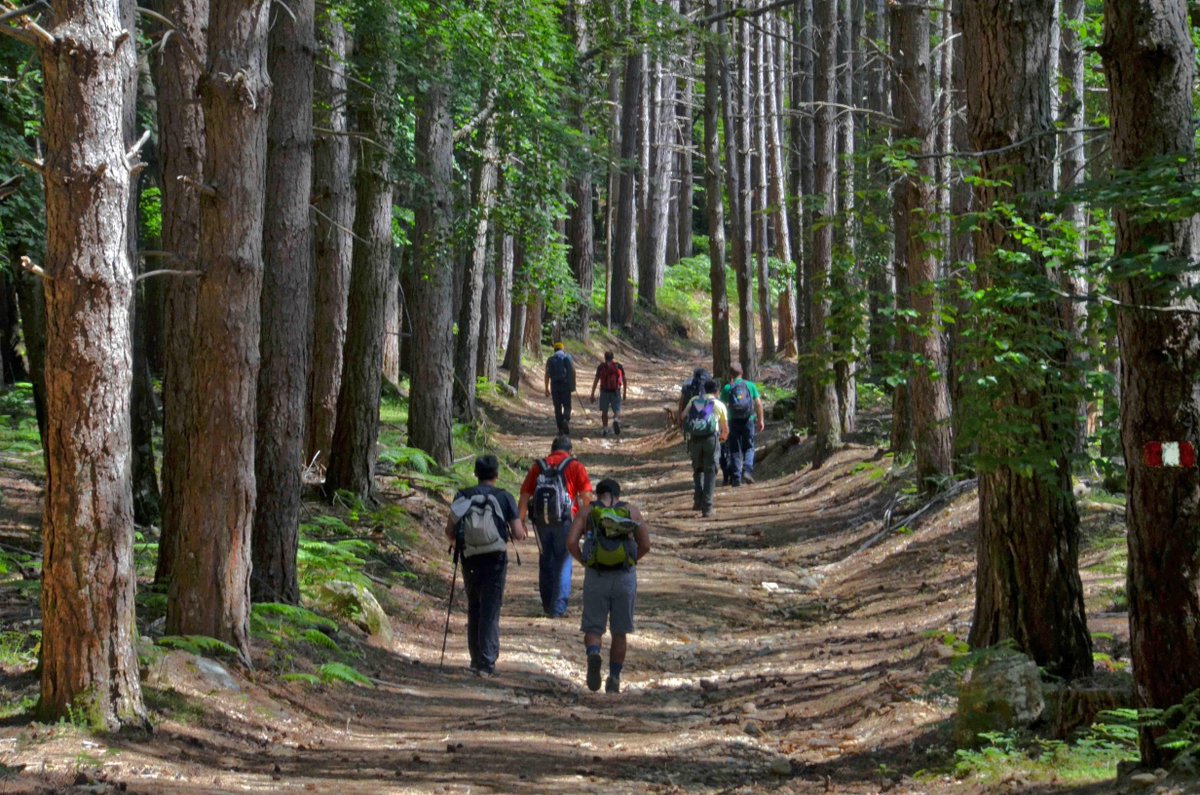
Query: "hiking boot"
743 474 755 484
602 427 609 437
605 675 620 694
701 507 713 518
612 419 621 436
586 652 602 692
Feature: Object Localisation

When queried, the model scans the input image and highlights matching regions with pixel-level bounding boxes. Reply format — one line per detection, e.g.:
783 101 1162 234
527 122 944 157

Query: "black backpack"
529 457 575 526
547 352 574 387
680 369 710 403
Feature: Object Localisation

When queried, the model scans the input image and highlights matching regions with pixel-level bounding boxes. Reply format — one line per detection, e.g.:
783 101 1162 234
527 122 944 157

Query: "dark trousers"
536 520 573 616
551 385 573 431
463 551 507 672
727 418 756 482
688 434 719 510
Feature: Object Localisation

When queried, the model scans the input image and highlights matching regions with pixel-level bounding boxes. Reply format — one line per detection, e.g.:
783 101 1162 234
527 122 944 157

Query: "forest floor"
0 335 1141 794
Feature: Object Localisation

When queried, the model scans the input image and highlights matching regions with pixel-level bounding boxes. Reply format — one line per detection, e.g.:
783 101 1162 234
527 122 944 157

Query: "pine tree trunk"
566 0 594 336
736 14 757 377
408 50 456 468
504 242 526 389
476 229 497 383
151 0 206 587
793 0 816 433
252 0 314 605
37 0 147 727
892 0 953 492
675 9 694 263
963 0 1092 680
1102 0 1200 764
12 264 47 460
704 0 732 380
752 14 774 362
639 34 674 309
454 126 498 421
169 0 271 665
947 0 974 456
764 11 794 356
325 16 397 499
810 0 842 460
0 273 27 385
833 0 857 436
306 11 353 469
611 45 642 326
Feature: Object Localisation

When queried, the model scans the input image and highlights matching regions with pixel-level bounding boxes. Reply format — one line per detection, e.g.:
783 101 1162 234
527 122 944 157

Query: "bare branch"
19 254 48 281
16 156 42 174
177 174 218 198
0 1 46 25
136 268 202 283
309 203 370 247
23 17 52 44
126 129 151 166
453 89 497 145
137 7 205 68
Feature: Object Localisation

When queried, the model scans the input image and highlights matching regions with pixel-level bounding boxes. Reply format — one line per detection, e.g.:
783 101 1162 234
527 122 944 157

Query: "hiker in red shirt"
589 350 628 437
518 436 594 617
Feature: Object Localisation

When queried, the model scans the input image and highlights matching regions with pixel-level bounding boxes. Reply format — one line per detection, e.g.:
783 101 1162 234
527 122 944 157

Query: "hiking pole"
438 545 459 670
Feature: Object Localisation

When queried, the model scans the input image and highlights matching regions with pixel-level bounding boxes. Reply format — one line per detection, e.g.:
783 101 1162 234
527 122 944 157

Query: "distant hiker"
719 363 766 486
566 477 650 693
444 455 527 676
676 367 710 426
589 351 628 437
519 436 594 618
545 342 577 435
682 379 729 517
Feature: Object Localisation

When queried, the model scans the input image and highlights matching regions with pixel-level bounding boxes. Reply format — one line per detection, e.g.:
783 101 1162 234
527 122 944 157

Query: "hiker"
443 455 527 676
589 350 627 437
719 363 766 486
544 342 577 435
519 436 594 618
676 367 710 425
682 379 729 517
566 477 650 693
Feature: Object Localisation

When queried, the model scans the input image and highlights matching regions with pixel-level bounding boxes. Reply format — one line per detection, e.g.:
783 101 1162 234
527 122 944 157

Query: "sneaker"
586 652 602 692
605 675 620 694
701 507 713 518
602 427 609 437
613 420 621 436
743 474 755 484
731 479 741 487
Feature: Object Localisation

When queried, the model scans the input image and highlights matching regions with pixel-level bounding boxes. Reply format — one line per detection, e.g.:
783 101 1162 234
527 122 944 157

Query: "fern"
157 635 240 660
379 446 435 474
302 629 340 652
251 602 338 633
318 662 373 688
280 673 321 686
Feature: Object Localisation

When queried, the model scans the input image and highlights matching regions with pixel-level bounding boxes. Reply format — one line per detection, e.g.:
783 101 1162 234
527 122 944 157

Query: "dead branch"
19 254 48 281
852 478 978 558
135 269 202 283
177 174 218 198
126 129 151 167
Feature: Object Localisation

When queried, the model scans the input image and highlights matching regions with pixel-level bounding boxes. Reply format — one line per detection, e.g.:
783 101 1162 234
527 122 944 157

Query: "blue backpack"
684 398 717 439
729 380 754 420
547 352 573 386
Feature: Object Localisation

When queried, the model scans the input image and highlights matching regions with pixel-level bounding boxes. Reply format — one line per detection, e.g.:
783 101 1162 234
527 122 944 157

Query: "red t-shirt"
520 451 592 515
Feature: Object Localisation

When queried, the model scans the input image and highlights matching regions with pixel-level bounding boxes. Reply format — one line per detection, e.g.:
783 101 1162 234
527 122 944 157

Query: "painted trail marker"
1143 441 1197 469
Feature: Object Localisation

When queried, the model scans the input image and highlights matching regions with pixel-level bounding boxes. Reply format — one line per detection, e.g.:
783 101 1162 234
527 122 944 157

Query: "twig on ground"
851 478 977 558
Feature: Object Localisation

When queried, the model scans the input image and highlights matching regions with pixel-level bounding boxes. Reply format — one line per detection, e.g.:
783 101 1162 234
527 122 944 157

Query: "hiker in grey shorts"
566 478 650 694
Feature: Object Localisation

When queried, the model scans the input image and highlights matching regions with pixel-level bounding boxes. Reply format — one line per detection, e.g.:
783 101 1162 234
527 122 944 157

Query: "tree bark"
638 27 674 310
12 265 47 459
735 12 757 377
752 13 775 361
169 0 271 666
793 0 816 433
306 11 353 470
892 0 953 492
454 124 498 421
963 0 1092 680
810 0 842 460
151 0 206 587
37 0 147 727
704 0 731 380
611 44 642 326
764 11 794 356
1102 0 1200 764
504 241 526 389
325 15 397 499
566 0 594 336
833 0 857 436
252 0 314 605
675 4 694 263
407 48 456 468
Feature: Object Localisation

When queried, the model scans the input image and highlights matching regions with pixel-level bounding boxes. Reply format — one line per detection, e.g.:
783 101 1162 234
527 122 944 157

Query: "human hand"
590 395 596 404
544 388 550 398
758 420 765 433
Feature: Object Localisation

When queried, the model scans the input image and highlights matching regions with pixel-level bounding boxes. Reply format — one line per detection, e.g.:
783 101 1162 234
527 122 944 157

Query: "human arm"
718 405 730 442
755 398 765 433
517 491 530 524
544 367 550 397
508 517 528 542
590 367 600 402
566 507 588 564
630 505 650 561
443 512 458 546
621 365 628 401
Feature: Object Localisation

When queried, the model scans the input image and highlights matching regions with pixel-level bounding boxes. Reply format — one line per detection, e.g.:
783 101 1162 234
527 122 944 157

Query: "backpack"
684 397 717 439
547 352 573 387
680 370 709 403
599 362 623 392
728 380 754 420
529 457 575 526
584 503 639 570
451 491 506 559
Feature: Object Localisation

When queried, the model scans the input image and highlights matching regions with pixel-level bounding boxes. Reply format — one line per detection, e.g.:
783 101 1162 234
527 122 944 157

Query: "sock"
586 645 601 657
609 662 623 678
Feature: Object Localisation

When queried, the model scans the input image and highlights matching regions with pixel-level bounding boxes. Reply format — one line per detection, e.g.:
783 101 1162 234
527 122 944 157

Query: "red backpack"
599 362 623 391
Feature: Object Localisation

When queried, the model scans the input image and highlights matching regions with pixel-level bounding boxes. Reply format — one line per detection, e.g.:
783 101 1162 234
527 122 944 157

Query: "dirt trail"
1 345 995 794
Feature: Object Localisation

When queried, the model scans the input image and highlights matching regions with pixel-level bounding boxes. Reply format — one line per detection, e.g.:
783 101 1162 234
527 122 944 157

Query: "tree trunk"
833 0 857 436
36 0 147 728
764 11 794 356
947 0 974 457
0 273 28 384
638 35 673 310
325 15 397 499
408 49 456 468
12 265 47 459
1102 0 1200 764
504 242 526 389
793 0 816 433
892 0 953 492
252 0 313 605
454 125 498 421
611 45 642 326
169 0 271 666
963 0 1092 680
306 11 353 470
151 0 206 587
566 1 593 337
752 14 775 362
381 262 400 384
675 6 694 263
735 12 757 377
478 231 507 383
810 0 842 460
704 0 731 380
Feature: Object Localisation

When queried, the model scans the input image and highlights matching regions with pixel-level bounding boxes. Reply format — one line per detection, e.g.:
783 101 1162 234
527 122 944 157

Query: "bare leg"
585 631 603 649
610 633 627 665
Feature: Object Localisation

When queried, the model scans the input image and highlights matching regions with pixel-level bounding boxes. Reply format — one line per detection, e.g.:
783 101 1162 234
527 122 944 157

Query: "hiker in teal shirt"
719 363 765 486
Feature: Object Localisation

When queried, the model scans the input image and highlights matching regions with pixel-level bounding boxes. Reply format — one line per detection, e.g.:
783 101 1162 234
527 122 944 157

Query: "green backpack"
585 503 639 570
